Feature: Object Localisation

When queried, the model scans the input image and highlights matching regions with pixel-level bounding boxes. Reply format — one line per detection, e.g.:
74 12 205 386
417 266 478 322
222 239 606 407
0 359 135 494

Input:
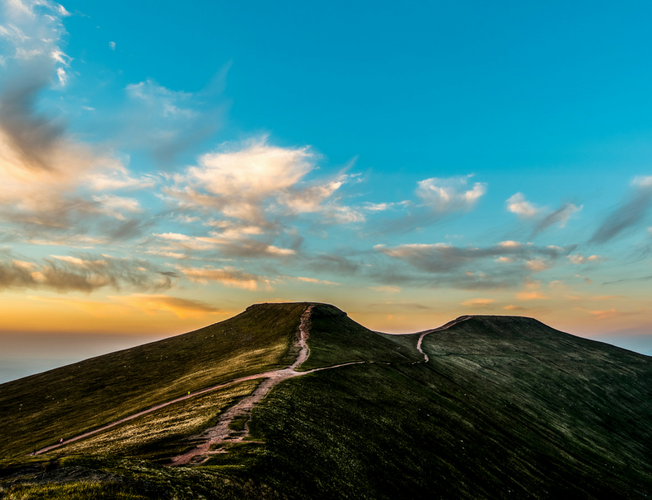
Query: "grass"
60 379 261 461
0 302 307 458
0 481 157 499
297 303 422 370
216 311 652 499
228 416 249 433
2 305 652 499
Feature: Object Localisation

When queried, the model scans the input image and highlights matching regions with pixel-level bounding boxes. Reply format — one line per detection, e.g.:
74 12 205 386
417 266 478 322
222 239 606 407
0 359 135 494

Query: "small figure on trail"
59 438 63 443
188 391 190 395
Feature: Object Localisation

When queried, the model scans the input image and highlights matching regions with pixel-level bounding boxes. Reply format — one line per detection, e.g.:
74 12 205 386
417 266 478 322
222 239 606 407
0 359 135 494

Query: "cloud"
590 176 652 244
152 227 297 258
370 241 575 291
507 193 581 234
92 194 141 220
294 276 339 285
109 41 115 50
51 255 107 267
377 242 572 274
568 254 601 264
177 265 263 290
311 253 360 275
515 278 549 301
363 202 408 212
0 255 175 293
534 203 582 234
603 275 652 285
87 164 157 191
377 175 485 233
163 137 361 239
503 305 527 312
416 175 486 213
112 294 221 319
506 193 540 218
525 259 550 272
0 1 153 245
587 308 625 320
461 298 495 307
368 285 401 293
120 78 226 165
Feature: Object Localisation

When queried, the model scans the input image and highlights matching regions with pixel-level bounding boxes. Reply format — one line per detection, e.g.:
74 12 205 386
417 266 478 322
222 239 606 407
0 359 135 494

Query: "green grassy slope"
231 313 652 499
0 302 307 458
2 305 651 500
298 303 422 370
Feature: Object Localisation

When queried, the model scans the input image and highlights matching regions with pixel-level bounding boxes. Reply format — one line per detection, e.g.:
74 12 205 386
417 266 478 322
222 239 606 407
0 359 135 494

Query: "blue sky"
0 0 651 381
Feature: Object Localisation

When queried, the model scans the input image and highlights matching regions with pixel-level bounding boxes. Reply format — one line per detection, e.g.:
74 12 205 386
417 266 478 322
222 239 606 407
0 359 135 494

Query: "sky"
1 0 652 382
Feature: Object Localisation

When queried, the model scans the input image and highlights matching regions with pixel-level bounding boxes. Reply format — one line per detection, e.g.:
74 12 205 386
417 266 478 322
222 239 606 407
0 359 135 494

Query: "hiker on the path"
60 438 63 443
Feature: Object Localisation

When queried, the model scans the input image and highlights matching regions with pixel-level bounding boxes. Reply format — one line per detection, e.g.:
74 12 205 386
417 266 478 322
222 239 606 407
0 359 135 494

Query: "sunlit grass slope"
219 312 652 499
0 302 307 458
2 305 652 499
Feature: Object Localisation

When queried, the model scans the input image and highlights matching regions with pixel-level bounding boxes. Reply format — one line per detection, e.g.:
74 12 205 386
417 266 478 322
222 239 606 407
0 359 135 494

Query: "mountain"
0 303 651 499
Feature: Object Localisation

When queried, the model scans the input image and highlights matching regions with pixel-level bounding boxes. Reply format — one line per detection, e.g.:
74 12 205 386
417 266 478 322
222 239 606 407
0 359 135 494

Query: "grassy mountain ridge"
1 303 651 499
0 302 307 458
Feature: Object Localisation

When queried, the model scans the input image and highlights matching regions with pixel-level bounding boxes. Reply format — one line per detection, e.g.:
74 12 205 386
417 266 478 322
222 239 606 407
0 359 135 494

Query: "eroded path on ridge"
413 316 472 364
169 306 363 466
33 309 469 461
33 305 361 462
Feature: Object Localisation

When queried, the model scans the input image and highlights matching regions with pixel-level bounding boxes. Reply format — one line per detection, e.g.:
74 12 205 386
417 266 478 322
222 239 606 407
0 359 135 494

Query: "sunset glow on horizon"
1 0 652 381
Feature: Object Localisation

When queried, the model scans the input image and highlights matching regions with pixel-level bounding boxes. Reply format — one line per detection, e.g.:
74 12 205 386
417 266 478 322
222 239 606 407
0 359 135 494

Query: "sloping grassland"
1 305 651 499
0 302 307 458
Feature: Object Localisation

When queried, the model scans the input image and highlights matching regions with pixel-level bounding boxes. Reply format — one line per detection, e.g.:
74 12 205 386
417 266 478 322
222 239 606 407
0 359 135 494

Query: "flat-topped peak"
427 314 570 344
245 302 347 317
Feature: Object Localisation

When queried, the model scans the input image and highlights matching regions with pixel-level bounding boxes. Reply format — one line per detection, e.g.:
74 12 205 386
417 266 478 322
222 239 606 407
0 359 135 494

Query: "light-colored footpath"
34 309 465 462
169 305 361 466
32 305 362 463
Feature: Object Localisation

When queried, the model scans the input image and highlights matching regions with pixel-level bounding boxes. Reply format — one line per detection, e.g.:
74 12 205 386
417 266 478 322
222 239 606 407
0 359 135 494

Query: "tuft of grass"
227 416 249 433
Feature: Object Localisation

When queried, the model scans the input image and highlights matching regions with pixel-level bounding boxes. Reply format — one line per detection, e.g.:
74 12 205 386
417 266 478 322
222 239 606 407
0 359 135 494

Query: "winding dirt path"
416 332 430 363
168 306 364 466
413 316 472 364
33 309 469 461
33 305 362 463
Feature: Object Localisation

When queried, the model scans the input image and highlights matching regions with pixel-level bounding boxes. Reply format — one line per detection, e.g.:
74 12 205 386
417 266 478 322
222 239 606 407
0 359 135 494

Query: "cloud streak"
590 176 652 244
507 193 581 235
0 255 175 293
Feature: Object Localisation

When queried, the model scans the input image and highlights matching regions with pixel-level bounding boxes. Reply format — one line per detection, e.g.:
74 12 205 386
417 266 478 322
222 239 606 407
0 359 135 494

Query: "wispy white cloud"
506 192 582 234
506 193 541 218
568 254 601 264
165 137 360 230
177 265 263 290
416 175 486 213
92 194 142 220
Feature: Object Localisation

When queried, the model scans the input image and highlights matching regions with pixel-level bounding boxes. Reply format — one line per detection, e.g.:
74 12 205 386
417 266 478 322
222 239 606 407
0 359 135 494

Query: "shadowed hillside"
1 304 651 499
